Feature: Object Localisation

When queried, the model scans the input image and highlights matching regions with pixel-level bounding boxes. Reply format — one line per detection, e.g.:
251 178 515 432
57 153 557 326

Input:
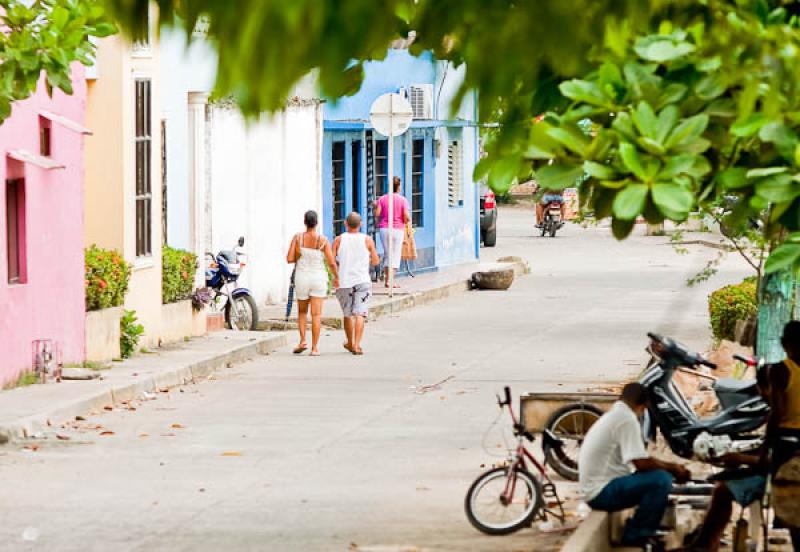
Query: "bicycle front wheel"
464 467 543 535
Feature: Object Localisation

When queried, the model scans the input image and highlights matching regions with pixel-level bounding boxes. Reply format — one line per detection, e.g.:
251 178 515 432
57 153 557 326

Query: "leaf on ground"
161 433 176 437
171 423 185 429
221 451 243 456
23 444 40 451
103 406 113 411
138 432 149 438
55 434 71 441
75 415 86 421
99 431 115 436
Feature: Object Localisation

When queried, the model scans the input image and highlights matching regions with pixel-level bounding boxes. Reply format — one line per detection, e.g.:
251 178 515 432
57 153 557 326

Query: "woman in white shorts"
286 211 338 356
375 176 410 288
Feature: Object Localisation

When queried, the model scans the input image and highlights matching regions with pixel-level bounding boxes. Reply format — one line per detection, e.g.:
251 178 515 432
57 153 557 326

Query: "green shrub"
120 310 144 359
708 278 758 342
162 246 197 304
85 245 131 311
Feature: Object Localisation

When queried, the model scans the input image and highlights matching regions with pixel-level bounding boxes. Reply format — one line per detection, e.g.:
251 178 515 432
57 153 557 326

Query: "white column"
188 92 209 287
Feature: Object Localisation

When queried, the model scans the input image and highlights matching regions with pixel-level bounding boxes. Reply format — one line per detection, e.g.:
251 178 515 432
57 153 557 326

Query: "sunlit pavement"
0 206 751 551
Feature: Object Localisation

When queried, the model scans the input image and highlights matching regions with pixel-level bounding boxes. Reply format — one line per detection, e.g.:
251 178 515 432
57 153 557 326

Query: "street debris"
221 451 242 456
171 423 185 429
21 527 39 542
410 375 454 394
99 431 115 436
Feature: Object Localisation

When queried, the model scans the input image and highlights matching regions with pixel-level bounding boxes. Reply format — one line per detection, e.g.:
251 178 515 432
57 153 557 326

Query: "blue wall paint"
324 50 436 121
324 49 479 270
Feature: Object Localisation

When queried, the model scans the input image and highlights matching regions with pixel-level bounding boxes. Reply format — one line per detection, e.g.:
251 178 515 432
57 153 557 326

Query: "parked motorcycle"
205 237 259 331
540 200 563 238
544 333 768 481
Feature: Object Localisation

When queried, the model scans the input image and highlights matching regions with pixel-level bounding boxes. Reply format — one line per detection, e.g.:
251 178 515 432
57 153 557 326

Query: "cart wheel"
544 403 603 481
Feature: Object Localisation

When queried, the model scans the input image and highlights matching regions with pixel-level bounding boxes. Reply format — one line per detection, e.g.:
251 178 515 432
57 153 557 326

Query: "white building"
159 28 323 307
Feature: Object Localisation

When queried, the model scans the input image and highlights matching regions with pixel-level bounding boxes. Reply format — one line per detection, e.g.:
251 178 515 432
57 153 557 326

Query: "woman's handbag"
401 222 417 260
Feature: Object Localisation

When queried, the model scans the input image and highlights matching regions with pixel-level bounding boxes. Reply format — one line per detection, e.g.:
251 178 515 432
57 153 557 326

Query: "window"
5 179 25 284
135 79 152 257
447 140 463 207
374 139 388 196
411 139 424 227
39 117 52 157
332 141 346 235
132 10 151 54
351 141 361 214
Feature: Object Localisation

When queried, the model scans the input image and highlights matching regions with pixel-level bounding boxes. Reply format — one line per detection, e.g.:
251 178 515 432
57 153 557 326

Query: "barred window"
135 79 152 257
411 139 424 227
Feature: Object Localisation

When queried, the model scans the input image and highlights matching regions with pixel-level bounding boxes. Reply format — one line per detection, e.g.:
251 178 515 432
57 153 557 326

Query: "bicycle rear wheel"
464 467 543 535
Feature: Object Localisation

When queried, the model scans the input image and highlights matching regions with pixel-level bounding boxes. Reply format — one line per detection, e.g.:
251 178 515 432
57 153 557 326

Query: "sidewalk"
259 257 530 329
0 331 286 443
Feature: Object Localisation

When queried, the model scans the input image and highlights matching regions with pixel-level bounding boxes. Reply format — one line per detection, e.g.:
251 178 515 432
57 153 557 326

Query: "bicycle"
464 386 567 535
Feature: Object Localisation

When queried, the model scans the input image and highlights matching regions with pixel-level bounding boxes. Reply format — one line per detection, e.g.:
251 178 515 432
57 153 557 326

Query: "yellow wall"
85 28 164 348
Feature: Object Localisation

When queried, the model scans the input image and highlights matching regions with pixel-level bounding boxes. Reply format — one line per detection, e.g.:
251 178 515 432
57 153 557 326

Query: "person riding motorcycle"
535 187 566 228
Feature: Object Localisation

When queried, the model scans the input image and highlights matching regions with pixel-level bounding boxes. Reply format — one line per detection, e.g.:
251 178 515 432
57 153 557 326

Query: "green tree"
104 0 800 271
0 0 116 121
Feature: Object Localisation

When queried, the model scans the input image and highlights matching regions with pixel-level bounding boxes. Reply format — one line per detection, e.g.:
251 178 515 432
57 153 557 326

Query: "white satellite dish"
370 93 413 138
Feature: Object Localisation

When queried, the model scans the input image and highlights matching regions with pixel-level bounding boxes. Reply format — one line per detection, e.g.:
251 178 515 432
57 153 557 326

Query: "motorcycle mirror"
238 237 245 247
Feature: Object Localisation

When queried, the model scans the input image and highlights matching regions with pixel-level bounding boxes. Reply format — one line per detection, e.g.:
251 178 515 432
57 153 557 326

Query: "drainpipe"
473 90 480 261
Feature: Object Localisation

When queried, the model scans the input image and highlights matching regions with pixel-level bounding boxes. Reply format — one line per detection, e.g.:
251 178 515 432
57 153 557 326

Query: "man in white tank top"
333 212 380 355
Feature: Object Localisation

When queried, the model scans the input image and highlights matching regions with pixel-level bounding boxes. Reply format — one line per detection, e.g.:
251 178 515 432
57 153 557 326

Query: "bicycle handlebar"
504 386 511 406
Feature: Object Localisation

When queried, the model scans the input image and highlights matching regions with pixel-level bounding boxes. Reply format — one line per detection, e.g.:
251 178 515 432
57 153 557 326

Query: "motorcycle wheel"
540 222 547 237
543 403 603 481
464 467 543 535
225 294 259 331
549 223 558 237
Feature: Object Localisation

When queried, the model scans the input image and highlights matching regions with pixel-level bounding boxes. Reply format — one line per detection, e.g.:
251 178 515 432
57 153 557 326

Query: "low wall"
191 306 207 337
85 306 123 363
160 300 193 345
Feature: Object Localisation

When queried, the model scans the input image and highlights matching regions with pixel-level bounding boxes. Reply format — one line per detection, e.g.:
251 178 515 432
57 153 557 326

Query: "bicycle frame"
500 395 566 524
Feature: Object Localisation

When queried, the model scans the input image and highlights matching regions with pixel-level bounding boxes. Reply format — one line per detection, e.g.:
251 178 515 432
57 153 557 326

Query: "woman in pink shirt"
374 176 410 287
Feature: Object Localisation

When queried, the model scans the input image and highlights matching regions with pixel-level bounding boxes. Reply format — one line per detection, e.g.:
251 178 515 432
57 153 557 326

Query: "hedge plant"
162 246 197 304
708 278 758 342
85 245 130 311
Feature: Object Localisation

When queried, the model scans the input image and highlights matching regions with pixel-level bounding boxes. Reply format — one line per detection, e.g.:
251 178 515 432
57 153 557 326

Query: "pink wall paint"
0 65 87 385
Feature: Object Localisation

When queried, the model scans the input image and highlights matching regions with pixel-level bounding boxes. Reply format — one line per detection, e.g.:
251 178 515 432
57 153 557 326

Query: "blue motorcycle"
205 237 259 331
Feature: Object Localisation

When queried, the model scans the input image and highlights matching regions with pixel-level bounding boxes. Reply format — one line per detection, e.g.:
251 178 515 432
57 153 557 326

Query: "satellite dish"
370 93 413 138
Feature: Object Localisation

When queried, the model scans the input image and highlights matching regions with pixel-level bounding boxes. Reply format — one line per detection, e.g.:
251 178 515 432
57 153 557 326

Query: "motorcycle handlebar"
699 358 717 370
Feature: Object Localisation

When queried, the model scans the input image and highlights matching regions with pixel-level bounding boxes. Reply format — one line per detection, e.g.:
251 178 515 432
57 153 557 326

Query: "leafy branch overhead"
521 2 800 261
103 0 800 271
0 1 115 121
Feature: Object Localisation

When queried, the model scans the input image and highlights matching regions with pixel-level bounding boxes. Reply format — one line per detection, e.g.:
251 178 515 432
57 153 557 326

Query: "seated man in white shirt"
579 383 691 549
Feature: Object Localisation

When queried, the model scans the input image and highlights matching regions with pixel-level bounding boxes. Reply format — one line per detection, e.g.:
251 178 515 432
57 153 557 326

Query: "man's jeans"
587 470 673 544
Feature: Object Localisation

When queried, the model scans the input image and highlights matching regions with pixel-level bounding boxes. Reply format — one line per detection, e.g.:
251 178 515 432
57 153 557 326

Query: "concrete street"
0 207 751 551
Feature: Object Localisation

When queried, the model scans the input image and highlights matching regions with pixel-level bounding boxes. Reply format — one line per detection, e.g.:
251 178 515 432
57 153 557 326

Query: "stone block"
85 306 123 363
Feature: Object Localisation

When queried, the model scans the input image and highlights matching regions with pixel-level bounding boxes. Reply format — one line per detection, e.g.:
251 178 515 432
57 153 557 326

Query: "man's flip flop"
353 348 364 355
343 343 354 353
293 346 307 354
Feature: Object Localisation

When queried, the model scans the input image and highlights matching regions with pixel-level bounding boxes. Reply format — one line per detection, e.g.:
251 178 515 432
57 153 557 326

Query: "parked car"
480 187 497 247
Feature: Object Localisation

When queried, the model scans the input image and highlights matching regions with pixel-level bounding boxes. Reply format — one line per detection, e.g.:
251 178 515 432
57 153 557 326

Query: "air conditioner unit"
402 84 434 120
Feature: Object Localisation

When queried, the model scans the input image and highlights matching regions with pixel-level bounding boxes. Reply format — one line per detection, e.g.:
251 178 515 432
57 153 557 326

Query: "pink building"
0 66 91 386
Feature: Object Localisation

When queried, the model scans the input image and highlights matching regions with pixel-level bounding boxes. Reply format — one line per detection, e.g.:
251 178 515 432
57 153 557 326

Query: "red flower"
98 279 107 289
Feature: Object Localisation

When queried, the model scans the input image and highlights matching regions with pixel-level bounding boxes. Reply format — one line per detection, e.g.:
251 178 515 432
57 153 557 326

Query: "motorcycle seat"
713 377 757 395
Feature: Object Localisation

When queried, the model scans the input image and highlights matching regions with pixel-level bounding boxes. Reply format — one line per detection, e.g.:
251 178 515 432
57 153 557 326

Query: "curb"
367 260 529 321
0 333 287 444
259 260 530 330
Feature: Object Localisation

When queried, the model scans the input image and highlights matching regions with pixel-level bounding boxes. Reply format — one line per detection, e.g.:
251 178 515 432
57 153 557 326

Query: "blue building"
323 48 480 272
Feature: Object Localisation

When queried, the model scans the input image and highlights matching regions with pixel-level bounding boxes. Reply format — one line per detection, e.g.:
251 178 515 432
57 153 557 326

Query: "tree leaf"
658 154 698 180
634 35 696 62
632 101 658 140
488 156 523 193
613 183 649 220
611 217 636 240
765 244 800 274
731 113 770 138
535 163 585 191
652 182 694 217
755 173 798 202
655 105 679 144
746 167 789 178
665 114 709 150
694 73 726 101
583 160 617 180
619 143 648 180
546 126 590 157
558 79 610 107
